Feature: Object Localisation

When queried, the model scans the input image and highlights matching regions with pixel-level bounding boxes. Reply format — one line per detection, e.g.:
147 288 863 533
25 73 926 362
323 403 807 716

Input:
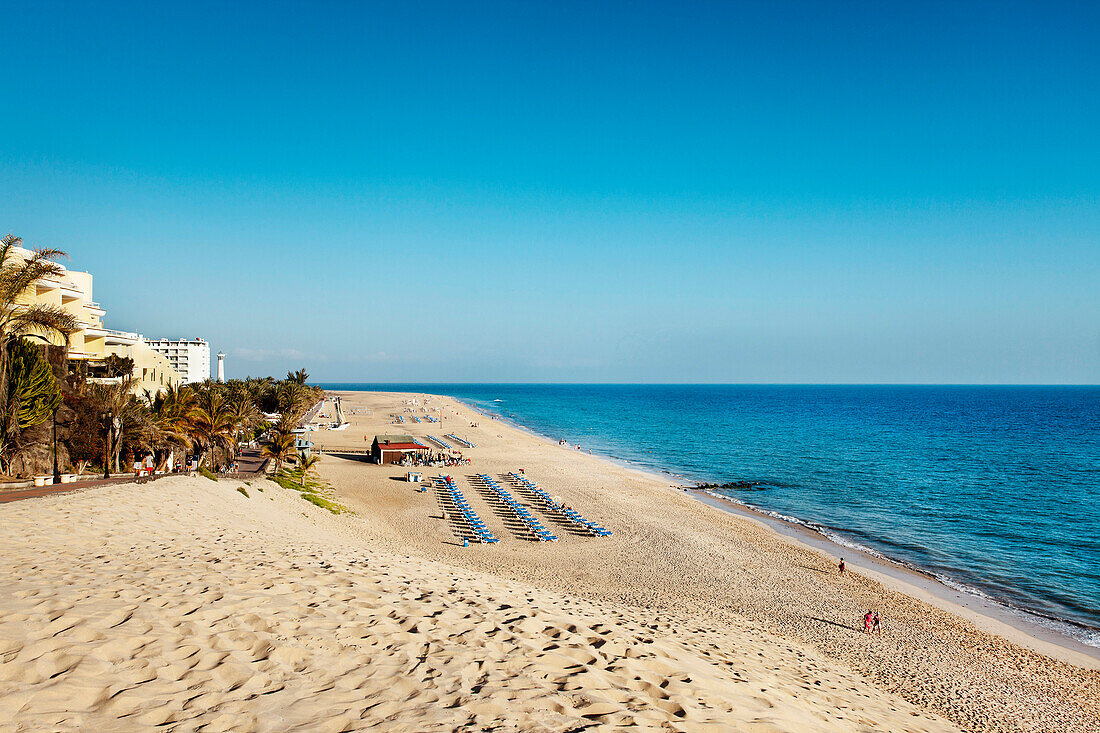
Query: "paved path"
234 448 269 476
301 399 325 427
0 477 136 504
2 450 270 504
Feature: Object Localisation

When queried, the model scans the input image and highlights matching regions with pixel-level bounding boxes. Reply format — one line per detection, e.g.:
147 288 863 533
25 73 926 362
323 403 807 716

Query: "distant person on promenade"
133 459 143 483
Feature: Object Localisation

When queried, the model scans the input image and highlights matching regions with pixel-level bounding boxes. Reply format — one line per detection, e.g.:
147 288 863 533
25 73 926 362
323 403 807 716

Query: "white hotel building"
145 338 212 384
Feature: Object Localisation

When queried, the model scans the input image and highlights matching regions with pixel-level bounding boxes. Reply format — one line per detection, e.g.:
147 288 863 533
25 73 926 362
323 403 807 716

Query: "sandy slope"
1 388 1096 732
311 390 1100 733
0 475 955 732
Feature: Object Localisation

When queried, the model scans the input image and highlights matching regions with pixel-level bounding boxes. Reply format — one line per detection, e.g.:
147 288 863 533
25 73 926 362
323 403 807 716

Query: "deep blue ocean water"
322 383 1100 645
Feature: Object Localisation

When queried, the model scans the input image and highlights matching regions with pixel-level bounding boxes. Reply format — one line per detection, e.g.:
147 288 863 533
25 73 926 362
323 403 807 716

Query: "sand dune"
2 388 1097 732
0 475 956 732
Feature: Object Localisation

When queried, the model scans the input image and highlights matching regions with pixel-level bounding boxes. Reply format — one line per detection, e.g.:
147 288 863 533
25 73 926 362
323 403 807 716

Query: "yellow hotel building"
13 245 182 396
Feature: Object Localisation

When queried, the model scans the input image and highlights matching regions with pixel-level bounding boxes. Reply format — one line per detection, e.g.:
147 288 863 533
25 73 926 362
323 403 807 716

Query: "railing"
105 328 139 339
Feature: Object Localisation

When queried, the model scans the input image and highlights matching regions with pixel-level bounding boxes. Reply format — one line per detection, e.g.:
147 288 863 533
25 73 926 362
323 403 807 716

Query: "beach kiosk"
370 434 430 465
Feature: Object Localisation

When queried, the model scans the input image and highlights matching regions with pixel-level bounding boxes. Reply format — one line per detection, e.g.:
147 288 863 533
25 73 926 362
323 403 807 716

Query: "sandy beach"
0 389 1097 732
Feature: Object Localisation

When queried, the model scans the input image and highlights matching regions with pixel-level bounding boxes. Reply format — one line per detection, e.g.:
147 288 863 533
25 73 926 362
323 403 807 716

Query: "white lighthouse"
216 352 225 382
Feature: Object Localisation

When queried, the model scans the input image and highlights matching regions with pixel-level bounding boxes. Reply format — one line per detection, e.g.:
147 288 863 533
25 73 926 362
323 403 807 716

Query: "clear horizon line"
307 381 1100 387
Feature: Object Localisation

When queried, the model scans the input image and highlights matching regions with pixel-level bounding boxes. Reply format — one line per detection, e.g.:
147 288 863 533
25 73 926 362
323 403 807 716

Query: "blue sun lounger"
445 434 476 448
475 474 557 542
506 472 611 537
439 475 498 543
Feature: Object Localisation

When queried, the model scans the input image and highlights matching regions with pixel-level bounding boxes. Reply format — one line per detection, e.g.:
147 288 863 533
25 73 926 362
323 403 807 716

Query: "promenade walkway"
2 449 270 505
0 476 136 504
233 448 270 477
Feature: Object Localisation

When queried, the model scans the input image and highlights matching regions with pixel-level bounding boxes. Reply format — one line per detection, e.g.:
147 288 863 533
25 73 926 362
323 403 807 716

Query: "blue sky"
2 1 1097 383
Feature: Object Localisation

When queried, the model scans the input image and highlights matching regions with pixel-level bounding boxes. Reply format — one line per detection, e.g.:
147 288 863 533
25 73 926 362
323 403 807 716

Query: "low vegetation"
237 486 249 498
300 493 344 513
268 467 349 515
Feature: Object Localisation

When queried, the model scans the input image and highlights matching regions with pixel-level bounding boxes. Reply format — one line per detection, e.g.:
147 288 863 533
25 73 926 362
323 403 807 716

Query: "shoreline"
691 490 1100 669
385 389 1100 669
313 389 1100 729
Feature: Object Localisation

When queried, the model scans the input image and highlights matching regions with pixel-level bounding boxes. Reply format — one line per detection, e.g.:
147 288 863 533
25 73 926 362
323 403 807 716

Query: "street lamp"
100 410 113 479
50 406 60 485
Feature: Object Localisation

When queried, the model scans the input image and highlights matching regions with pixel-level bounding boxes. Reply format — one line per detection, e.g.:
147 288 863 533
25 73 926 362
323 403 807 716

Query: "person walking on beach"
863 611 874 634
872 612 882 635
838 558 845 574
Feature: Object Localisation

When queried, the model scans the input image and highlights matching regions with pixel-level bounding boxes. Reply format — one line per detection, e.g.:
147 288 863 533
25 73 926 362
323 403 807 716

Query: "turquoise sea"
321 383 1100 647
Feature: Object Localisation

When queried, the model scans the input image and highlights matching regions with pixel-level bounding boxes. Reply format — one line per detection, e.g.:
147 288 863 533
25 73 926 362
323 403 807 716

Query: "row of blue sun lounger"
507 472 612 537
410 416 421 423
440 476 499 543
424 435 451 449
476 474 558 542
423 416 439 423
446 434 476 448
393 415 406 423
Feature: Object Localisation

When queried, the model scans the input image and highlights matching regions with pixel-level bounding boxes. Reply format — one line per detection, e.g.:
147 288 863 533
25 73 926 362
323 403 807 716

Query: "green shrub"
266 470 350 514
199 467 218 481
301 493 345 514
237 487 249 498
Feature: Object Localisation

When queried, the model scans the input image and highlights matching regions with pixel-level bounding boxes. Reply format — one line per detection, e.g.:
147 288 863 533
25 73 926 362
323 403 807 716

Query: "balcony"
60 284 84 301
103 328 139 346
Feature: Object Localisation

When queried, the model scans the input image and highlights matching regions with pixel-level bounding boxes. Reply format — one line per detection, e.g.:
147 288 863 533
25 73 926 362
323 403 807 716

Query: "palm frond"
5 304 80 341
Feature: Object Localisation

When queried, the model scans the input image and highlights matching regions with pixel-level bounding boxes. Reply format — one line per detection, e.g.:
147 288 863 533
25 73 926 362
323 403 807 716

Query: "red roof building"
371 435 430 464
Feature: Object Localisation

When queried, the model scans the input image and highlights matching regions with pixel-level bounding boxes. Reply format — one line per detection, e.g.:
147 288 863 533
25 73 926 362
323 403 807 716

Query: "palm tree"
274 411 298 434
261 432 295 473
189 390 234 469
86 377 142 474
0 235 80 353
286 368 309 385
296 450 319 486
276 381 308 419
225 394 260 446
151 383 196 464
245 376 279 414
0 235 80 473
